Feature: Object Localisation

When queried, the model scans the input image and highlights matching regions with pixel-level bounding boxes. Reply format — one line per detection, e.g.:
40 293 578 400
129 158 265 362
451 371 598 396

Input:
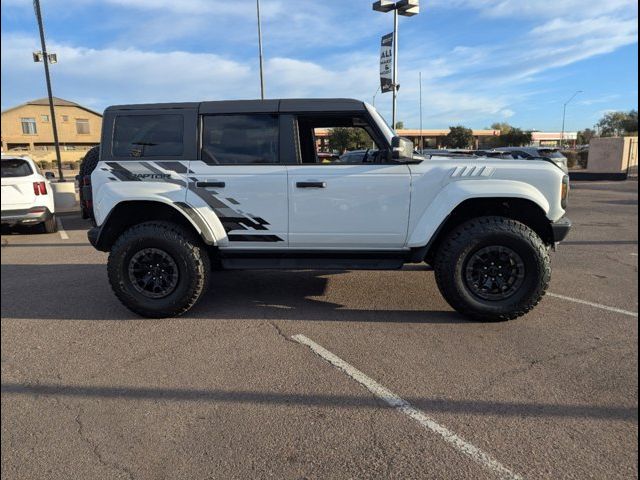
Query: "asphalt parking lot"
1 181 638 480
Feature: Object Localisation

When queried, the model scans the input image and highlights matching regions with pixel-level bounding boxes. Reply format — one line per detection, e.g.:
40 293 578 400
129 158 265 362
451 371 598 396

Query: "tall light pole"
256 0 265 99
561 90 583 148
373 0 419 129
33 0 64 181
419 71 423 151
372 85 381 107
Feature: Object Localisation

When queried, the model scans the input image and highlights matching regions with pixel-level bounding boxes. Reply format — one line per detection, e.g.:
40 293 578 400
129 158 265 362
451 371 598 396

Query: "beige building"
1 97 102 162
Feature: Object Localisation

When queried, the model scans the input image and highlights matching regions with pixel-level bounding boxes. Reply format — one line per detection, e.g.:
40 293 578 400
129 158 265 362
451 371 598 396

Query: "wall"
587 137 639 174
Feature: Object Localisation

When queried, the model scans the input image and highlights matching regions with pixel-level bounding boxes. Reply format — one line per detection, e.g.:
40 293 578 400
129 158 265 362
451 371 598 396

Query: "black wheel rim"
127 248 179 299
464 246 526 301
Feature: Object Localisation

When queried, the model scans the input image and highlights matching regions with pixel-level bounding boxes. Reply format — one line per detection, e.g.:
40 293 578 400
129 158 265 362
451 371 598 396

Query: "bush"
38 160 51 170
562 151 578 169
578 149 589 169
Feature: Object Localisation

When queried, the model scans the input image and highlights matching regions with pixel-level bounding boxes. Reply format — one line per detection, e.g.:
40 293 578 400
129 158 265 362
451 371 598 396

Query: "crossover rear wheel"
434 216 551 322
107 221 210 318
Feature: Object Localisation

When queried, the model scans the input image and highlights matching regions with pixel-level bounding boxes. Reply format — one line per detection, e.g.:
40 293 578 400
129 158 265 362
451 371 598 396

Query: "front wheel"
107 221 210 318
434 216 551 322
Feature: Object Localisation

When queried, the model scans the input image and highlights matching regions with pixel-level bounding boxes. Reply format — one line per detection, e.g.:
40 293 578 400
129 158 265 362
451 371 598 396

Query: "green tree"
577 128 597 145
394 121 404 130
490 122 513 134
498 128 532 147
596 110 638 137
327 128 371 153
444 126 474 149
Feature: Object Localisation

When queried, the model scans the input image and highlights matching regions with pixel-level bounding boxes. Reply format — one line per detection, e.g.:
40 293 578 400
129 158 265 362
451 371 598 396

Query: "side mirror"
392 136 414 161
45 172 56 180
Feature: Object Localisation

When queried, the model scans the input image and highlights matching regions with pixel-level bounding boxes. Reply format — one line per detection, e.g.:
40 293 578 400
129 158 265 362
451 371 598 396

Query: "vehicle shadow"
2 382 636 422
0 263 464 324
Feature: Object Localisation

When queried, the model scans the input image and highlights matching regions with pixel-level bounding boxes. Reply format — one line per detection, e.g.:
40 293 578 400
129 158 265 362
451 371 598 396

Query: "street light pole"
392 8 399 128
561 90 583 148
33 0 64 181
372 85 381 107
419 71 423 151
256 0 265 100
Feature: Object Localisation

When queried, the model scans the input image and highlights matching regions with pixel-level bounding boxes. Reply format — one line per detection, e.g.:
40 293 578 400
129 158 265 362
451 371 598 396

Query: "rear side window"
1 159 33 178
201 115 279 165
113 114 184 158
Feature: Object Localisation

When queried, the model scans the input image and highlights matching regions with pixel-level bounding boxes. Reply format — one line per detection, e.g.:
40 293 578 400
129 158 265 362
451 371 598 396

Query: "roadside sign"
380 33 394 93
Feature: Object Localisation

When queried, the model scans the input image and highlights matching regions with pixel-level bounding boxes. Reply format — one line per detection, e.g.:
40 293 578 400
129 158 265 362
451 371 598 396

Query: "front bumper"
1 207 53 226
551 216 572 243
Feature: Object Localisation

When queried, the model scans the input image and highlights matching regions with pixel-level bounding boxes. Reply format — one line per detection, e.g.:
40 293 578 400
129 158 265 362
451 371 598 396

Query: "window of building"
21 118 37 135
113 114 184 158
61 115 69 122
201 115 279 165
76 118 90 134
41 114 50 122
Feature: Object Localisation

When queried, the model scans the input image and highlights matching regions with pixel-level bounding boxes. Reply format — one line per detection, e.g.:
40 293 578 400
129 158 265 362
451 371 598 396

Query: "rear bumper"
551 216 572 243
1 207 53 226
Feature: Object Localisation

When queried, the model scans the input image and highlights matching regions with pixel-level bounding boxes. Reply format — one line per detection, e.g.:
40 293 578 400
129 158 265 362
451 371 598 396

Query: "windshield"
1 159 33 178
539 150 565 159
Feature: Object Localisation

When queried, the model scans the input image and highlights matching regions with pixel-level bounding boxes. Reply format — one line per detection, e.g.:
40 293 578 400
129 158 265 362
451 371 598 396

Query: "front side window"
1 159 33 178
113 114 184 158
21 118 37 135
201 115 279 165
76 118 90 134
297 114 382 164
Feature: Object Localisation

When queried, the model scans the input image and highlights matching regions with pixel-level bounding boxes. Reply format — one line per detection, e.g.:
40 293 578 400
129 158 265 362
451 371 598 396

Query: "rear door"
187 109 289 248
1 158 36 210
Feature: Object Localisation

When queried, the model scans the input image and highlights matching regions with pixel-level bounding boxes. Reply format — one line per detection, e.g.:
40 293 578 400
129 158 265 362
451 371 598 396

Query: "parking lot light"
372 0 420 128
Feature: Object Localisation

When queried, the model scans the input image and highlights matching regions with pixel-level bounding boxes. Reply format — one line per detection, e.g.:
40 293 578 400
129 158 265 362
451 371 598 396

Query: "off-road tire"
434 216 551 322
41 214 58 234
79 146 100 219
107 221 210 318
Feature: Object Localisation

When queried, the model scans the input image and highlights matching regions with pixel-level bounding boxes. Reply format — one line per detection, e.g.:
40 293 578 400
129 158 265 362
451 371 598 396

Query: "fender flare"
407 179 550 248
90 198 219 251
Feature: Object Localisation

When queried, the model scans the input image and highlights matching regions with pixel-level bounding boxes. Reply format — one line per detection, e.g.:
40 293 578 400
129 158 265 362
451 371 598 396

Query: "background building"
1 97 102 162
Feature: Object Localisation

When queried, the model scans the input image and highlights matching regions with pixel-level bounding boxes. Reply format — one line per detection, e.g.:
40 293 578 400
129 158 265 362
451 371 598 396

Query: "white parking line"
56 218 69 240
291 334 523 480
548 292 638 318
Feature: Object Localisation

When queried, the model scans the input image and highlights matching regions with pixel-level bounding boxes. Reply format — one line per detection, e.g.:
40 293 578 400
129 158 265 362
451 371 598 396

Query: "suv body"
87 99 571 320
1 155 57 232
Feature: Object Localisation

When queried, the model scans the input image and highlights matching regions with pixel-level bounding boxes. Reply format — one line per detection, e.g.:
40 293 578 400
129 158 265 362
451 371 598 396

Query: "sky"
1 0 638 131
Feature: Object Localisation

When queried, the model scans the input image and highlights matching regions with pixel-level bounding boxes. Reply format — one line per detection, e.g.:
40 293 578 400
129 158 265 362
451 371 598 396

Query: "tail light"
33 181 47 195
561 175 569 209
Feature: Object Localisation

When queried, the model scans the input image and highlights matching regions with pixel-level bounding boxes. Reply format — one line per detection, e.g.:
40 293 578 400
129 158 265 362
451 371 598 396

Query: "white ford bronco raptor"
84 99 571 320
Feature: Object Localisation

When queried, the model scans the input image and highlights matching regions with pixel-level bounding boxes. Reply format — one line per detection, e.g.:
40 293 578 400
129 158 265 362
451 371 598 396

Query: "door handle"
196 181 225 188
296 181 326 188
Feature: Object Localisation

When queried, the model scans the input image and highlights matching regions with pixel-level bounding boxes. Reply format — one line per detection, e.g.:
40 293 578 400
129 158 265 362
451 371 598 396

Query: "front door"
187 113 289 248
287 114 411 249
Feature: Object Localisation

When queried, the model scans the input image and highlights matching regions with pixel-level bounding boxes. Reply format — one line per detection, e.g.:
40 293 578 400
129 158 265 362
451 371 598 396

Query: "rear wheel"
107 221 210 318
434 216 551 321
41 214 58 234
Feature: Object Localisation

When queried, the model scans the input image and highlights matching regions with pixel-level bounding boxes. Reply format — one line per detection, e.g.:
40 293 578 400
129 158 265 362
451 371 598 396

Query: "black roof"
105 98 367 114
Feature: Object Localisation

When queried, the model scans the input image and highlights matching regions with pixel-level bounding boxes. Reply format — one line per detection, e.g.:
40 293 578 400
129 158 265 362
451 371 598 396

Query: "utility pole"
256 0 265 99
561 90 583 149
33 0 64 181
373 0 419 130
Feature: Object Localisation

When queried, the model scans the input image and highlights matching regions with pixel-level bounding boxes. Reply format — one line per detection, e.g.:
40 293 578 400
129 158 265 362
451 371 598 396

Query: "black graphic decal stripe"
105 162 142 181
228 234 284 243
